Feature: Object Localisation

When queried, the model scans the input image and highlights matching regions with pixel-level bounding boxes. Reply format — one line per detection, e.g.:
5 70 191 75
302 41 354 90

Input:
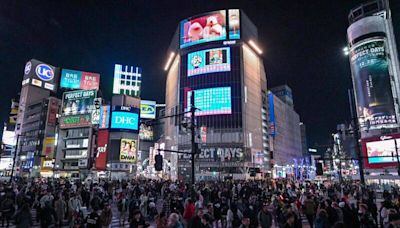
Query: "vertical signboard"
350 38 397 130
95 130 109 170
99 105 110 129
268 92 276 137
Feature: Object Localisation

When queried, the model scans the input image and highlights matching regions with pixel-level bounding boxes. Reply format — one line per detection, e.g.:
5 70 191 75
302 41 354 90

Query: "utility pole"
190 92 196 189
348 89 365 185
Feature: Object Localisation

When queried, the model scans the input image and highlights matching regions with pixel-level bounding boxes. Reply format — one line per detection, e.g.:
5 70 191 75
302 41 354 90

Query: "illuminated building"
268 87 302 178
113 64 142 97
164 9 270 180
347 0 400 183
14 59 60 177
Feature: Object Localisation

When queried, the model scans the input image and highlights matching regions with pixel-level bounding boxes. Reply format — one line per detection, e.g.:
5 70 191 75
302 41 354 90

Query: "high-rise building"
347 0 400 176
268 88 302 178
15 59 60 177
164 9 270 180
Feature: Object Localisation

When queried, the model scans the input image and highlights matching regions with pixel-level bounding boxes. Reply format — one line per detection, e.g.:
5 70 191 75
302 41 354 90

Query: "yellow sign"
42 137 56 158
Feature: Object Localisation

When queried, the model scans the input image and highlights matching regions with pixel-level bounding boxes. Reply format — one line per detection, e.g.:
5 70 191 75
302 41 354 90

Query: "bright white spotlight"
164 52 175 71
248 40 263 54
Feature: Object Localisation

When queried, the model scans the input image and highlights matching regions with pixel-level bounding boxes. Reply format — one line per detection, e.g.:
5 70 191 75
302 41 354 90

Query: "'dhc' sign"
111 111 139 131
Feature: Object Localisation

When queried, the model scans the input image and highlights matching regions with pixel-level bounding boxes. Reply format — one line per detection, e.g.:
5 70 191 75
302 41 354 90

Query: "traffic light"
155 154 163 171
316 163 323 175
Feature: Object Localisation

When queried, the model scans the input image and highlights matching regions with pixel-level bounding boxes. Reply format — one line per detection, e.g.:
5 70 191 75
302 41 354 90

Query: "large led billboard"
180 10 226 48
110 106 139 131
60 69 100 90
22 59 58 92
228 9 240 40
365 139 398 164
187 47 231 77
362 133 400 168
186 87 232 116
62 90 97 116
140 100 156 119
120 139 137 163
113 64 142 97
350 38 397 130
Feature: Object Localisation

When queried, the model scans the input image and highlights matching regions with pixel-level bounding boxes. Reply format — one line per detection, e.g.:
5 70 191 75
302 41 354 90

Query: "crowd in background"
1 177 400 227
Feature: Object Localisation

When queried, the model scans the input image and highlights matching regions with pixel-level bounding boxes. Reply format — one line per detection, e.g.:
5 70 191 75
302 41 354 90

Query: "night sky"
1 0 400 150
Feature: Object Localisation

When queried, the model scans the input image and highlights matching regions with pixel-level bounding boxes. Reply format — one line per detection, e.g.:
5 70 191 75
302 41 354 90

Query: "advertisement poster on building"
120 139 137 163
139 124 154 141
180 10 226 48
62 90 97 116
110 106 140 131
187 47 231 77
350 38 397 130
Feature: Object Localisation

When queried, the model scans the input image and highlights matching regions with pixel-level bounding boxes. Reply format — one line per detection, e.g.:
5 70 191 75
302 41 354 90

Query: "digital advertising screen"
187 47 231 77
366 139 398 164
113 64 142 97
228 9 240 39
186 87 232 116
180 10 226 48
60 69 100 90
62 90 97 116
120 139 137 163
110 106 139 131
350 38 397 130
140 100 156 119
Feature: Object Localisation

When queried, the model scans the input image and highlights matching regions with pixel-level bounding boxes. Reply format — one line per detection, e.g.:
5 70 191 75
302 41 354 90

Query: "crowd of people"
0 177 400 228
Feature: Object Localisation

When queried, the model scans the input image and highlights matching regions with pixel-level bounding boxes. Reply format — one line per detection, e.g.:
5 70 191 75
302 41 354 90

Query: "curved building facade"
347 0 400 174
164 10 270 180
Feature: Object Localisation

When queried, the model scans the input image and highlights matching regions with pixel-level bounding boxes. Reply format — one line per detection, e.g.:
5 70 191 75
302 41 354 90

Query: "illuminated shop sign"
60 69 100 90
59 114 91 129
140 100 156 119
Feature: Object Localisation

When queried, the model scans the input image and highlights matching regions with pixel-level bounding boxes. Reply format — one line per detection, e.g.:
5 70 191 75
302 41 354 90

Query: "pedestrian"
129 210 148 228
183 198 195 225
257 202 272 228
314 209 329 228
118 194 128 226
387 213 400 228
227 203 242 228
358 203 375 228
1 195 15 228
167 213 183 228
155 212 167 228
39 201 57 228
188 207 204 228
282 212 296 228
54 195 66 227
238 215 251 228
14 202 32 228
86 209 101 228
100 202 112 228
201 213 213 228
303 194 315 228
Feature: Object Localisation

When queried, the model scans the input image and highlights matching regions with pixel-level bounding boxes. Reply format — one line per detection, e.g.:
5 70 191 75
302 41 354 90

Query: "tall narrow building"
164 10 270 180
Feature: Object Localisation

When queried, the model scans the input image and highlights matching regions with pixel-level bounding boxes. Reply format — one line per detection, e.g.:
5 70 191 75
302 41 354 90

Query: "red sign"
80 72 100 90
47 99 59 126
362 133 400 169
95 130 109 170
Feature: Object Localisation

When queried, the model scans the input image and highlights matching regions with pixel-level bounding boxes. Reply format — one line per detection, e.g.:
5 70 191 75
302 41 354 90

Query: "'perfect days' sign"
178 147 244 161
